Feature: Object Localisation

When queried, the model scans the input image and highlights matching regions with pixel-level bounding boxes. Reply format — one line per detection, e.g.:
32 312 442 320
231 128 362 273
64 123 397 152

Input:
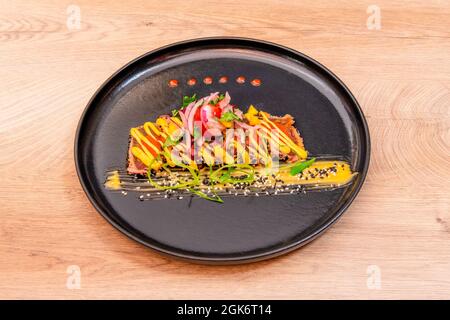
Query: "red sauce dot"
251 78 261 87
236 76 246 84
187 78 197 86
168 79 178 87
203 76 213 85
219 76 228 84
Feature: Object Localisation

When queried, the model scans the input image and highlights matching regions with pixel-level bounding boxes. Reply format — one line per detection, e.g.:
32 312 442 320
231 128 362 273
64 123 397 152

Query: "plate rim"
74 36 371 264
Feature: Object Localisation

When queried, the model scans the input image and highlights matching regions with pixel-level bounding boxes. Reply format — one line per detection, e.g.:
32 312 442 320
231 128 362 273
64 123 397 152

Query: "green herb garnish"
220 111 240 122
163 136 176 147
182 93 197 108
210 164 255 185
218 170 231 183
188 188 223 203
289 158 316 176
147 159 200 190
209 93 225 105
163 133 182 147
171 94 197 117
147 154 224 203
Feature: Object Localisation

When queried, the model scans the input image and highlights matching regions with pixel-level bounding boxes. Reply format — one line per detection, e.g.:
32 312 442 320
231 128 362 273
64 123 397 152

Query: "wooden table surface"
1 0 449 299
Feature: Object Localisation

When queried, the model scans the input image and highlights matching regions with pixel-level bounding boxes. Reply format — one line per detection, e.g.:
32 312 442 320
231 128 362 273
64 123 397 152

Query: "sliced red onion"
195 136 204 147
185 98 204 121
222 104 233 113
183 129 192 158
203 92 219 106
200 106 224 130
200 106 207 125
218 91 231 108
234 108 243 119
204 128 222 138
182 101 196 120
206 117 224 130
188 103 204 135
235 121 259 130
179 110 189 130
194 97 204 108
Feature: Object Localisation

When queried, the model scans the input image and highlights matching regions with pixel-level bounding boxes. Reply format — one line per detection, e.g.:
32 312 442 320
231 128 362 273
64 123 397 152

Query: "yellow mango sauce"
104 170 122 190
105 160 356 193
274 160 355 186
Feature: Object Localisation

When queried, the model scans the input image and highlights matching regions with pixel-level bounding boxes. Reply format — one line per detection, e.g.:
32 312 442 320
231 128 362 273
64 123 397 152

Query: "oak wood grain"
0 0 449 299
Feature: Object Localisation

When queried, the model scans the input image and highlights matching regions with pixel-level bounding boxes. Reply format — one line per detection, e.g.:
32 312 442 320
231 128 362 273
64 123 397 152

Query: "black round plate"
75 37 370 264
